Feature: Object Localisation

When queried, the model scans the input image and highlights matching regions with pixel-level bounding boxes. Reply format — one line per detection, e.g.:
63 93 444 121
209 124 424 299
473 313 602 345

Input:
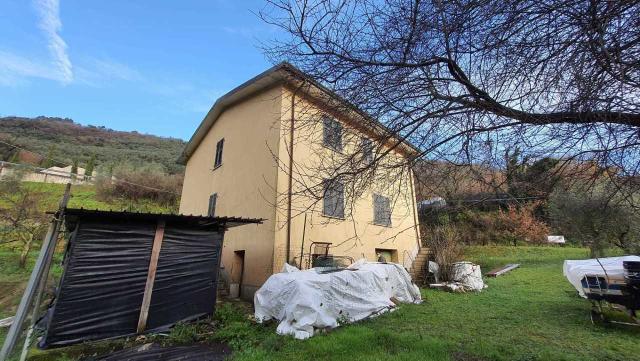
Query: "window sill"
372 222 392 228
212 164 222 171
321 143 344 154
321 213 345 221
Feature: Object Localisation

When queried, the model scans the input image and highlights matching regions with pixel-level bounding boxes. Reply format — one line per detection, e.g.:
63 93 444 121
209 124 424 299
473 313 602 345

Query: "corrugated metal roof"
62 208 264 228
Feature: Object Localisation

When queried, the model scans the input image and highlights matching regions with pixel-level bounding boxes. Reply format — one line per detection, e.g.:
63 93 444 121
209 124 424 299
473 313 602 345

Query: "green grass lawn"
23 246 639 361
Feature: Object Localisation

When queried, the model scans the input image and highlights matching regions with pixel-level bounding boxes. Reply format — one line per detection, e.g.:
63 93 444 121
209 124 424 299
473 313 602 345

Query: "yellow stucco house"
178 63 423 300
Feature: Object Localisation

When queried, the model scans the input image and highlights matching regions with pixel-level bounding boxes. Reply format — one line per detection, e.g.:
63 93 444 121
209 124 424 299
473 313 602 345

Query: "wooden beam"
136 219 166 334
486 264 520 277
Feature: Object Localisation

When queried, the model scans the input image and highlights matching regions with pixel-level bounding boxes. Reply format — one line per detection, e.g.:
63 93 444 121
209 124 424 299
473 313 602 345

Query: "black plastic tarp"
41 219 156 347
146 226 221 330
92 343 231 361
38 209 260 348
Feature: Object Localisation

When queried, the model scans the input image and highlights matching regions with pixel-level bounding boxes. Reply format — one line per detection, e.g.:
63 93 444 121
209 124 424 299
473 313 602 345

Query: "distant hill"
0 116 186 174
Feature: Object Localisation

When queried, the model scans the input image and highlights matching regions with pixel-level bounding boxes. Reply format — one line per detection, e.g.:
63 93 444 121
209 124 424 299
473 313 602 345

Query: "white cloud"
0 50 62 86
74 58 143 86
33 0 73 84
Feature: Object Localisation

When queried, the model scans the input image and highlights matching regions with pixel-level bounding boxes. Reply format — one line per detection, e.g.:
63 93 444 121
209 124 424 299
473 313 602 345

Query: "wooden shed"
39 208 262 348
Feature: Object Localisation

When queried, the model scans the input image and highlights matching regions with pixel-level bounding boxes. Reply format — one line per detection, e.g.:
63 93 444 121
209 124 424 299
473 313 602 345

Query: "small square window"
362 137 373 163
322 116 342 151
214 139 224 168
323 179 344 218
373 194 391 226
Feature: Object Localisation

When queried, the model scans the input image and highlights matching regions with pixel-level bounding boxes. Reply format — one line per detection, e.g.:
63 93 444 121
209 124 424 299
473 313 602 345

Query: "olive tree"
0 170 48 267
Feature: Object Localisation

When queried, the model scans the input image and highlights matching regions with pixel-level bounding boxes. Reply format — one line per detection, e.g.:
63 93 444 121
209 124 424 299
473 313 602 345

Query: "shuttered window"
362 137 373 163
323 180 344 218
214 139 224 168
373 194 391 226
208 193 217 216
322 116 342 151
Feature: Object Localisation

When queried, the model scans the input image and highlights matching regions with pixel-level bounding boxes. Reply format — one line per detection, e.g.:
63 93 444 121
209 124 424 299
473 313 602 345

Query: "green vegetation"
17 182 175 213
22 246 640 361
0 249 64 351
0 116 185 174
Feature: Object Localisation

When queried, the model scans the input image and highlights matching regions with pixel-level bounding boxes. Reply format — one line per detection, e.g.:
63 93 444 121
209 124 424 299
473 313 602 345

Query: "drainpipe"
285 86 299 264
409 166 421 251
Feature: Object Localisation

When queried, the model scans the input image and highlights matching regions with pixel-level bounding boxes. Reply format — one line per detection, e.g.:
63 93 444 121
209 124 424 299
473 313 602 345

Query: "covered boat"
563 256 640 325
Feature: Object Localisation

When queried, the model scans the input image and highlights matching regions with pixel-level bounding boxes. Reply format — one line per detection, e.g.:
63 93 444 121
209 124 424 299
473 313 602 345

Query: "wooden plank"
136 219 166 334
0 317 13 328
486 264 520 277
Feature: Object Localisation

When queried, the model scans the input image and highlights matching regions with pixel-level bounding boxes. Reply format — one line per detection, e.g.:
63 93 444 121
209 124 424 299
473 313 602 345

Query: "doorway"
231 250 245 298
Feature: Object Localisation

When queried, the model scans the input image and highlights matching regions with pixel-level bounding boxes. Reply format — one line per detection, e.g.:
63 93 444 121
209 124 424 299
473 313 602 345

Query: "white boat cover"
563 255 640 298
254 260 422 339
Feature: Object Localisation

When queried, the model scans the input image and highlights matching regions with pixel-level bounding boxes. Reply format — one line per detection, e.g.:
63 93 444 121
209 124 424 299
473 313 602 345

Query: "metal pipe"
298 213 307 269
285 86 300 264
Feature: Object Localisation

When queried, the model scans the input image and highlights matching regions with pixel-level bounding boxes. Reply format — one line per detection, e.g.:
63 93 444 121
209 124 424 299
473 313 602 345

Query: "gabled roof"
177 62 421 164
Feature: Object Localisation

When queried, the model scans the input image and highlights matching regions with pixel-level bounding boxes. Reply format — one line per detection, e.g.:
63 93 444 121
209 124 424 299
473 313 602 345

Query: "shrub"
435 202 550 247
493 202 550 245
96 166 182 208
424 224 463 281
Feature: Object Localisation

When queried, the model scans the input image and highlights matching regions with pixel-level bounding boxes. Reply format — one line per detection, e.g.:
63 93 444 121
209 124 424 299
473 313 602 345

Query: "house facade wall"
179 86 283 300
272 87 421 273
179 83 421 301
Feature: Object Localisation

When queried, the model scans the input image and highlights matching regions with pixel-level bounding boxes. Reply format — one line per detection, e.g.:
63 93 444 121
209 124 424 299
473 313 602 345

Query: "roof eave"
177 64 292 164
177 62 422 164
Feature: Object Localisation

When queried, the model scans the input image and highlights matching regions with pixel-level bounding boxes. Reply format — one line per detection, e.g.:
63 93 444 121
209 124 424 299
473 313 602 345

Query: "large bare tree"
261 0 640 203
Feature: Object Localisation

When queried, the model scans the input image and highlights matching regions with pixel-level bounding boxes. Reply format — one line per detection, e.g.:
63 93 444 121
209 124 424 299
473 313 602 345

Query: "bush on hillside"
96 166 183 208
423 202 550 246
492 202 550 245
549 185 640 256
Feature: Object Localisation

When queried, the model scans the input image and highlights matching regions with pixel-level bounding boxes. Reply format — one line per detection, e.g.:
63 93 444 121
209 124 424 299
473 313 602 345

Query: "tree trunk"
19 235 33 268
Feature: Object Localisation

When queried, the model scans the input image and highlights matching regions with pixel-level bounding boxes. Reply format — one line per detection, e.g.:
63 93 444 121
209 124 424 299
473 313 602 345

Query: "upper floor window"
323 179 344 218
214 138 224 168
208 193 218 216
362 137 373 163
323 116 342 151
373 194 391 226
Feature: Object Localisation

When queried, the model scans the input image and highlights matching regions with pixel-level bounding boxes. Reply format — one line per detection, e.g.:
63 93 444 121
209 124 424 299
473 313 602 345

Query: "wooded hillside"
0 116 186 174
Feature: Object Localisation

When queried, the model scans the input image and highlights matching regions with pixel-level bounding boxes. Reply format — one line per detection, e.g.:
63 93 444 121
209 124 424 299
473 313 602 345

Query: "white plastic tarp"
450 262 484 291
254 260 422 339
563 255 640 298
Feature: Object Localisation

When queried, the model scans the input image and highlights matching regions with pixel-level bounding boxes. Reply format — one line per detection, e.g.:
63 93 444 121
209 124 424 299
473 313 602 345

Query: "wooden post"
136 219 166 334
0 183 70 361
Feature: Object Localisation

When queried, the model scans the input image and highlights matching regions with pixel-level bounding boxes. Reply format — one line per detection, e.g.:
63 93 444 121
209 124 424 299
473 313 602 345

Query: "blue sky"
0 0 279 140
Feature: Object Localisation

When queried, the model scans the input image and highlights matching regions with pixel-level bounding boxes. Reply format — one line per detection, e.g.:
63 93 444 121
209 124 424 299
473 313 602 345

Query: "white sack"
563 255 640 298
450 262 484 291
254 261 422 339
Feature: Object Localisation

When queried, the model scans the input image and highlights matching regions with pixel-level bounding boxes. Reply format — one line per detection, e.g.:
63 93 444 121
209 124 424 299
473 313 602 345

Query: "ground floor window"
375 248 398 263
